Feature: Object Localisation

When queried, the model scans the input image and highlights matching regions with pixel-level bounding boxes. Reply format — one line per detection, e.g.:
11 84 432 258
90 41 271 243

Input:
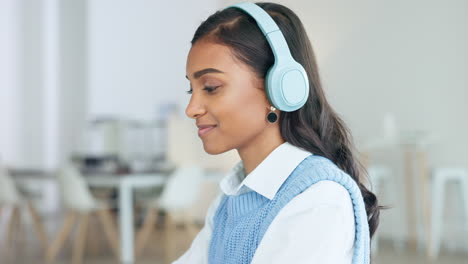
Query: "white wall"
0 0 88 169
87 0 221 121
57 0 88 167
0 0 46 169
0 0 21 166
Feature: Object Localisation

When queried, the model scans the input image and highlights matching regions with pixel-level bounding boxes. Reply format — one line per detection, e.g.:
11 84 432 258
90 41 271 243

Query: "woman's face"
185 39 274 154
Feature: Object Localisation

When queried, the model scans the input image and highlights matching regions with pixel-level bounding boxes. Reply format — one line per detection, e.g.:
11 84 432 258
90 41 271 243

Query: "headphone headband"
227 2 293 62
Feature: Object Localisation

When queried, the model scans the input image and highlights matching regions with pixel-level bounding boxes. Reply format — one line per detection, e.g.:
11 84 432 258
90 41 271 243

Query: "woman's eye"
203 86 219 93
186 86 220 95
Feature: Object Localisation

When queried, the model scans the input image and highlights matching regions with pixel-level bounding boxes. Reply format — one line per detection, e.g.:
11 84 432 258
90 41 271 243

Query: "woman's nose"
185 95 206 119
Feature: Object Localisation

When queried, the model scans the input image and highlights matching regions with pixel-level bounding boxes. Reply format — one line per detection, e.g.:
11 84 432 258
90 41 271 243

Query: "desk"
86 174 167 264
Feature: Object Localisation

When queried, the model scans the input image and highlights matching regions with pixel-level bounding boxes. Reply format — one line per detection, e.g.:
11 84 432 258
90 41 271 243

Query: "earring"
266 106 278 123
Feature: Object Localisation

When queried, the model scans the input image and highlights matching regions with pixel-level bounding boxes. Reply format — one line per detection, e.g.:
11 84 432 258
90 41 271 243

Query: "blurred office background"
0 0 467 263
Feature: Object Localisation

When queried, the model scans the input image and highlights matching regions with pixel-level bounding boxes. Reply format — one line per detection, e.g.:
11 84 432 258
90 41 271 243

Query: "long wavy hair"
190 1 382 248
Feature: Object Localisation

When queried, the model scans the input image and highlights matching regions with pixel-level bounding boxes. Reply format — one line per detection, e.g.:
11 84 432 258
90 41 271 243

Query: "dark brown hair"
191 1 382 250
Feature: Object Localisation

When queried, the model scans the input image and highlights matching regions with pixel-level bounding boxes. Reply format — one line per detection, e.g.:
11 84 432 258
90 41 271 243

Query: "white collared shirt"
173 142 355 264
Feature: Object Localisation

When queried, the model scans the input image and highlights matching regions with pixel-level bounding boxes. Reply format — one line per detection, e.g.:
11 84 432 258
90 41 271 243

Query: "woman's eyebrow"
186 68 224 80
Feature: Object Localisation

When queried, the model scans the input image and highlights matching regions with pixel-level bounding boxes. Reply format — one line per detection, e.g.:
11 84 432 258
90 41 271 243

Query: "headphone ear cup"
266 60 309 112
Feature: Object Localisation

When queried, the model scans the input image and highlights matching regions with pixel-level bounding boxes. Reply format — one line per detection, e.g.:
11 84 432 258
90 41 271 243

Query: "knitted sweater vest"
208 155 370 264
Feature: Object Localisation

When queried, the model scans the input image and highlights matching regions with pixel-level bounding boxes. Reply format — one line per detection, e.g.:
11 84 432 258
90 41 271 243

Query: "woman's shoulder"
275 176 355 218
295 155 355 208
301 180 353 208
294 155 356 187
302 154 344 173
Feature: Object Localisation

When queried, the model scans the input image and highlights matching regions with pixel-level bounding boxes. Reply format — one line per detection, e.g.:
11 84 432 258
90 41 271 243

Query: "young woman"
177 2 381 263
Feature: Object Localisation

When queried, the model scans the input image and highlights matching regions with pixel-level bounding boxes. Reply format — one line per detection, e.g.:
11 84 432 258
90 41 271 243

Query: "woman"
177 2 381 263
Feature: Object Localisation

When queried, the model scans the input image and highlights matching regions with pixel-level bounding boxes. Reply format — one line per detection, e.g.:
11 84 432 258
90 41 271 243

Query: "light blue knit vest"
208 154 370 264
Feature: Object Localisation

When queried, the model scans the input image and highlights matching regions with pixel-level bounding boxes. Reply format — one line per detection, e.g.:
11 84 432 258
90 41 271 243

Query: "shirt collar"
219 142 313 200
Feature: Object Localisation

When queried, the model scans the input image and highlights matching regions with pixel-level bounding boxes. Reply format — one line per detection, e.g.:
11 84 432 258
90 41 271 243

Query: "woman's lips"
198 125 217 137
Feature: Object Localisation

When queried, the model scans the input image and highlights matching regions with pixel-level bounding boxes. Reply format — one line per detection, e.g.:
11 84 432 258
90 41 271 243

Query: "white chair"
0 165 47 258
46 165 120 264
367 165 406 254
135 166 207 261
428 168 468 260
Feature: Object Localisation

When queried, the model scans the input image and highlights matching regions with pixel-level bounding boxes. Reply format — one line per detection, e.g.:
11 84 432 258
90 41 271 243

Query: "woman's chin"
202 141 229 155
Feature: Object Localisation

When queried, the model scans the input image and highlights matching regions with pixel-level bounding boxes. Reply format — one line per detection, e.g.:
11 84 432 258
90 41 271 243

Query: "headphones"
226 2 309 112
